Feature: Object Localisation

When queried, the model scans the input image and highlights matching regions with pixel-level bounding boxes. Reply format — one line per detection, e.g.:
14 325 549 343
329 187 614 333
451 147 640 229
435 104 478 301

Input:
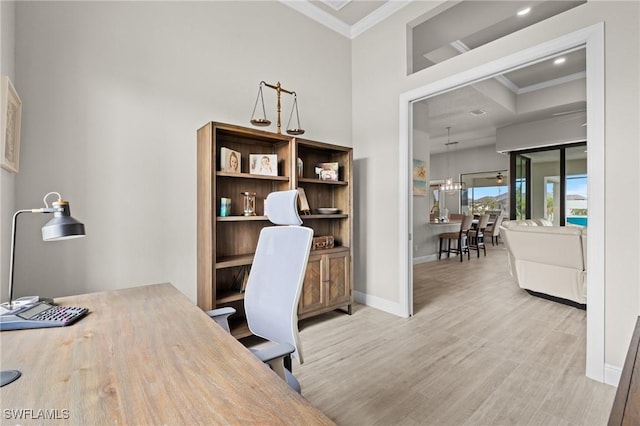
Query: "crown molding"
517 71 586 94
280 0 412 39
351 1 413 38
280 1 352 37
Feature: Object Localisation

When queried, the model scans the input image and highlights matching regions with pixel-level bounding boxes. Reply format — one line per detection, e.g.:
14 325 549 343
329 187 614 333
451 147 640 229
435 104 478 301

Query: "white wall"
12 1 352 302
0 0 16 304
411 102 432 260
352 1 639 370
497 114 587 152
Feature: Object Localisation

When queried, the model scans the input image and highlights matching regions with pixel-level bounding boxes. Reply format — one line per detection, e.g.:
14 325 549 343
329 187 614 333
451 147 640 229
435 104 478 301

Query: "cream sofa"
500 221 587 306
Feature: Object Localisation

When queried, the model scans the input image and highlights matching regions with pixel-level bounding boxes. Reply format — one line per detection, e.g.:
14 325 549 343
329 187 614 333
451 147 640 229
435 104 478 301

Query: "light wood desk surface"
0 283 334 425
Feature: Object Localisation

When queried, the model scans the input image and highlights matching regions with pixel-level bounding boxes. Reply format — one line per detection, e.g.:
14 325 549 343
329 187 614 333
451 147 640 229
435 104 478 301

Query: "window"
510 142 587 225
460 171 509 216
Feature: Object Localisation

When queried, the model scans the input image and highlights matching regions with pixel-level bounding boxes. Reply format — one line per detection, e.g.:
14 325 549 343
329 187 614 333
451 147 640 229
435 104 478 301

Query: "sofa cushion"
514 260 587 304
500 223 587 305
503 225 584 269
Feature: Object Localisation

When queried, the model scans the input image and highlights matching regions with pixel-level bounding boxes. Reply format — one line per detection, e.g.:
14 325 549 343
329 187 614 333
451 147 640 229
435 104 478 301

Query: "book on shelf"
297 187 311 214
233 266 250 293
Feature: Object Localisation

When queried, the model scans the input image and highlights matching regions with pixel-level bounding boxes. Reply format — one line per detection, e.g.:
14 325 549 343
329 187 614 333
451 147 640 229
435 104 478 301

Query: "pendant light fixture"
439 127 466 192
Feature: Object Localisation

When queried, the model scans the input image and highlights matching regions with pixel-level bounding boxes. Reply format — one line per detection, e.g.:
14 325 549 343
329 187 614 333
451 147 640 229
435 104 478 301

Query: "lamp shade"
41 200 86 241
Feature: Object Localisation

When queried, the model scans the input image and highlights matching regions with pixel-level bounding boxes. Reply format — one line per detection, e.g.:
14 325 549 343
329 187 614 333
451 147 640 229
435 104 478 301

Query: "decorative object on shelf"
439 127 466 192
316 207 339 215
241 192 256 216
297 188 311 215
249 81 304 135
220 147 241 173
233 265 250 293
311 236 334 251
220 198 231 217
315 162 339 181
297 158 303 178
413 159 427 196
1 75 22 173
249 154 277 176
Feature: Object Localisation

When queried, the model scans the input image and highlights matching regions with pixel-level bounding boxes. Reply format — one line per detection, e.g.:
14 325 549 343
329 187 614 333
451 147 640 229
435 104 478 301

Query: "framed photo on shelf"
250 154 277 176
315 162 339 181
1 75 22 173
220 147 241 173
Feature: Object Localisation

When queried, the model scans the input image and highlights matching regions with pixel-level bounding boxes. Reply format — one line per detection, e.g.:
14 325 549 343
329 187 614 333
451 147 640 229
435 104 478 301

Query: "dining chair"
485 214 504 245
438 215 474 262
468 213 491 257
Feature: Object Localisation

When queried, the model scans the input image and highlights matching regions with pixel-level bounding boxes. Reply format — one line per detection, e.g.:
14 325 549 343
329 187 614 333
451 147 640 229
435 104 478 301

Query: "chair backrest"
491 215 504 235
460 215 474 232
477 213 491 230
244 190 313 364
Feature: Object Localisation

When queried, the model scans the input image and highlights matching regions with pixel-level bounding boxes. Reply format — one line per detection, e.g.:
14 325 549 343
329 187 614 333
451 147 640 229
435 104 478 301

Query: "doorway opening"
399 24 605 382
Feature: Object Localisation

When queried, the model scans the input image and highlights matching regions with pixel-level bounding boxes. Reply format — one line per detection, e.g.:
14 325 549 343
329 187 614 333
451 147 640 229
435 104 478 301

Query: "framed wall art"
1 76 22 173
413 159 427 196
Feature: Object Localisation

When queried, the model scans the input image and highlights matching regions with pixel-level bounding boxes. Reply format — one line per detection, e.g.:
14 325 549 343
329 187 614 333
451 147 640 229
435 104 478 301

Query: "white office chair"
207 190 313 393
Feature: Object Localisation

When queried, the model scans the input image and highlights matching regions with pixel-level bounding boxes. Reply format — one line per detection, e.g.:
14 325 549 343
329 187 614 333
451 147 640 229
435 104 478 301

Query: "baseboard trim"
354 290 409 318
413 254 437 264
605 363 622 387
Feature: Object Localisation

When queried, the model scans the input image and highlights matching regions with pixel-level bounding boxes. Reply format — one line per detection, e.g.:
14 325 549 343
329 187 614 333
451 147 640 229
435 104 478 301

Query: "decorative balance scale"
250 81 305 135
248 81 304 218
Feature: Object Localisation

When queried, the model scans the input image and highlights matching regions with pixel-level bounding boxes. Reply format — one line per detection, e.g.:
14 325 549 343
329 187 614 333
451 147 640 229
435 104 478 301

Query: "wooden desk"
0 283 334 425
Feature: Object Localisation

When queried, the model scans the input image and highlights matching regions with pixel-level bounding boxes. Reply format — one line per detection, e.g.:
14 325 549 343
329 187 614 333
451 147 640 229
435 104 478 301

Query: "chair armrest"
251 343 295 363
206 307 236 333
251 343 299 391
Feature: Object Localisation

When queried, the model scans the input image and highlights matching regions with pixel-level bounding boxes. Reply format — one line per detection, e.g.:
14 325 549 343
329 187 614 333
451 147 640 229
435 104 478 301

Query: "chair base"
438 236 469 262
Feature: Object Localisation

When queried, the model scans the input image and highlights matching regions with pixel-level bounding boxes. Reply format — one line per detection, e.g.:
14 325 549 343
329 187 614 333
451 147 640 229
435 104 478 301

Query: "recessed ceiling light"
554 57 566 65
469 109 487 116
517 7 531 16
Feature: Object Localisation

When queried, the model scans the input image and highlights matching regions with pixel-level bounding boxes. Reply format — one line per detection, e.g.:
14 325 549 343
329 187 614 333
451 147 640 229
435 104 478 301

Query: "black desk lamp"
1 191 85 387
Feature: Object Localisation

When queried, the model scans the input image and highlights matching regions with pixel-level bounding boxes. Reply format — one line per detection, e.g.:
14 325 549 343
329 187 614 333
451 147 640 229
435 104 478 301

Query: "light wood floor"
295 243 616 425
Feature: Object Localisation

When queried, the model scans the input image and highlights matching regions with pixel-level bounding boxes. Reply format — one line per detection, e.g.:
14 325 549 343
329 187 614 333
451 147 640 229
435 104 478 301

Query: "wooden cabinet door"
327 251 350 306
299 254 324 315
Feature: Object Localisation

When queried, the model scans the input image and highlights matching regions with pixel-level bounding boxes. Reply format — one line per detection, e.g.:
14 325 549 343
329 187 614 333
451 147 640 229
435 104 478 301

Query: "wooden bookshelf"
197 122 353 337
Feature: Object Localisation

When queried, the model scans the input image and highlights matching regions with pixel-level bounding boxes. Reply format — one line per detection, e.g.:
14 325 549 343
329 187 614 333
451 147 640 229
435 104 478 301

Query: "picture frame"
315 162 339 181
220 147 241 173
250 154 277 176
413 159 427 196
1 76 22 173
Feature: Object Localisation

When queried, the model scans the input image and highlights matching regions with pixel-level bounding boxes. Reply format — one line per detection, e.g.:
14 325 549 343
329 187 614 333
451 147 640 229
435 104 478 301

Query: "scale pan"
251 118 271 127
286 128 305 135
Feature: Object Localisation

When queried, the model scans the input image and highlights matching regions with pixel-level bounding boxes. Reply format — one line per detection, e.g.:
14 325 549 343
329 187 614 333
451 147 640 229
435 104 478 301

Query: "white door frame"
398 23 605 382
